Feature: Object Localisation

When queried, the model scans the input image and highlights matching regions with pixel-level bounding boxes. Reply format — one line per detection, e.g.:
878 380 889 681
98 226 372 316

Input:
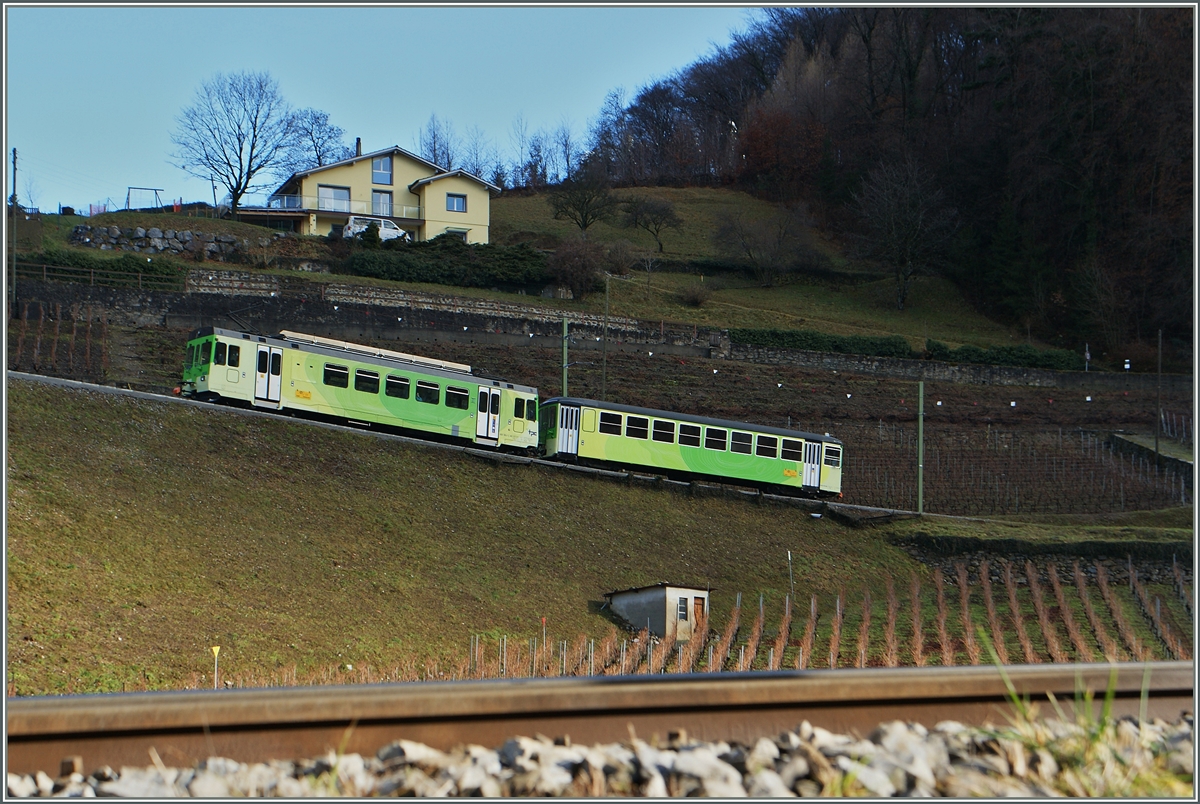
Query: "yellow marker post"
211 646 220 689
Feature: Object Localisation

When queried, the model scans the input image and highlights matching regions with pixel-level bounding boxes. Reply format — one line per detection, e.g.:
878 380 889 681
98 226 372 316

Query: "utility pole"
917 381 925 515
1155 329 1162 466
10 148 17 313
561 317 568 397
601 274 610 399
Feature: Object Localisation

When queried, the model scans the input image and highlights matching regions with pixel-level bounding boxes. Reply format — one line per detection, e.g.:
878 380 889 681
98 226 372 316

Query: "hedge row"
728 328 1087 371
729 328 917 359
22 247 188 278
925 340 1086 371
337 237 549 288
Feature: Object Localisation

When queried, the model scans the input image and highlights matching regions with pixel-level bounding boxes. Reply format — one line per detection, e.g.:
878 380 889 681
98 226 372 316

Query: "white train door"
254 345 282 406
476 387 501 444
802 441 822 487
559 404 580 456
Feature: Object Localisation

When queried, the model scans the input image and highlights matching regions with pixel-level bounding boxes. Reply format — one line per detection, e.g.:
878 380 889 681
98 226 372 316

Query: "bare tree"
419 114 458 169
171 71 294 213
714 206 817 286
547 168 618 238
461 125 494 180
853 156 957 310
621 196 683 252
509 114 530 186
277 108 353 177
553 119 578 181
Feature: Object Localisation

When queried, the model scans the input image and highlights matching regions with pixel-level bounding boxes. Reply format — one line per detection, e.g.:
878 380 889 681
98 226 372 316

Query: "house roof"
604 582 711 599
270 147 500 197
408 168 501 195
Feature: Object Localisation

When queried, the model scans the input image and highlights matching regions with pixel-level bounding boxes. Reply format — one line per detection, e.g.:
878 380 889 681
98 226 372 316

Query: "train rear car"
540 397 842 497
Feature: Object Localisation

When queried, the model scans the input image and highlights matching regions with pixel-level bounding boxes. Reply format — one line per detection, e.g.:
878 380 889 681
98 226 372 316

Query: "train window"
200 341 212 365
491 393 501 414
227 345 240 368
270 352 281 376
258 350 269 374
214 342 227 365
416 381 440 404
679 424 701 447
781 439 803 461
599 412 622 435
626 416 649 439
526 399 537 422
514 398 525 418
185 344 195 368
355 370 380 394
323 364 349 388
478 390 488 413
731 431 753 454
823 446 842 467
705 427 727 451
652 420 675 443
386 375 410 399
446 387 470 409
756 435 778 458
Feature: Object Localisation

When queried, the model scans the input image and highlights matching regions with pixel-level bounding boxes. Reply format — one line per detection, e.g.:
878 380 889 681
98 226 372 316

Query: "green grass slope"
6 380 917 695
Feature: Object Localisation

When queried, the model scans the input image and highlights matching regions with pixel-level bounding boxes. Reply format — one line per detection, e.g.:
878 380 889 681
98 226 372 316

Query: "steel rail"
7 662 1193 777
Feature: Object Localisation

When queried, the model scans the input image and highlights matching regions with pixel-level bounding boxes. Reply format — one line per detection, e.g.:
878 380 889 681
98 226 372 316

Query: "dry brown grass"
1131 570 1190 660
1074 562 1123 661
1026 561 1068 663
796 595 818 670
1095 564 1149 661
1048 562 1095 662
742 595 766 670
709 596 741 673
979 561 1010 664
769 595 792 670
956 563 981 664
856 587 872 668
1002 560 1040 663
883 577 900 667
828 589 845 668
909 571 926 667
934 569 954 666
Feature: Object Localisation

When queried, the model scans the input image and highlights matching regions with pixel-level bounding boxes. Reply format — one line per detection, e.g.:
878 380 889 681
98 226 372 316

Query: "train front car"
540 397 843 498
181 327 538 452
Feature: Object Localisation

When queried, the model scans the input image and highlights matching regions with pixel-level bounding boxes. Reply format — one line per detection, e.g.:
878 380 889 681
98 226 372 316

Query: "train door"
559 404 580 456
475 387 501 444
254 345 282 406
802 441 822 487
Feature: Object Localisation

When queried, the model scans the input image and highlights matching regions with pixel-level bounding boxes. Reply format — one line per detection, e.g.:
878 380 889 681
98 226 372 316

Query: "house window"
677 596 688 621
679 423 701 447
705 427 727 451
415 381 440 404
446 386 470 410
599 412 622 435
354 369 379 394
318 185 350 212
625 416 649 439
652 420 675 443
447 193 467 212
756 435 778 458
731 431 753 454
323 363 349 388
372 156 392 185
372 191 392 217
782 439 803 461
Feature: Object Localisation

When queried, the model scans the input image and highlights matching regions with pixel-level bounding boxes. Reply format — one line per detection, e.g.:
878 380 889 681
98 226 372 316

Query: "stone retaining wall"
70 224 286 261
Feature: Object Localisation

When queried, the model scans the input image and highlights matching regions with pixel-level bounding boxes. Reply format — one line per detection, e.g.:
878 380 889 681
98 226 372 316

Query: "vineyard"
181 559 1193 690
840 422 1191 515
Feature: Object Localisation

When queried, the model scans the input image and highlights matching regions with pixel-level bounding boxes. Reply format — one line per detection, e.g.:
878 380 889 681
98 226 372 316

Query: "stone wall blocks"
147 227 162 238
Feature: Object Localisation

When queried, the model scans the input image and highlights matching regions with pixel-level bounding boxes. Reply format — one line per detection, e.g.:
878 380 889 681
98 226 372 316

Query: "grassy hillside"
7 380 1190 695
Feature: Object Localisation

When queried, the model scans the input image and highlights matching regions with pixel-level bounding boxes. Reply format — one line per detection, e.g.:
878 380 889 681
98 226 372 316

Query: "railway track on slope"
6 662 1193 777
7 372 911 523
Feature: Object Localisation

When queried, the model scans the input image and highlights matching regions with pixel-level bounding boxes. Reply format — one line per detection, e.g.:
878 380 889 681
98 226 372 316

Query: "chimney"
355 137 362 157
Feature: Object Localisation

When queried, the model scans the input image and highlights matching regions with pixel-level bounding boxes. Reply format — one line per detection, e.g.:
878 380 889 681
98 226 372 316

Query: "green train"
181 327 843 497
540 397 842 497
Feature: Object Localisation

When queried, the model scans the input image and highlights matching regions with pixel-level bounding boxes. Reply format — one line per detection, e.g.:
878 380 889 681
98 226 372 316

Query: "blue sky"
4 5 756 212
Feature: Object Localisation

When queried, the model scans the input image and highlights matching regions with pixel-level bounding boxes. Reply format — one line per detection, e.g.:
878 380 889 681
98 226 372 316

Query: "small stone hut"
603 583 710 645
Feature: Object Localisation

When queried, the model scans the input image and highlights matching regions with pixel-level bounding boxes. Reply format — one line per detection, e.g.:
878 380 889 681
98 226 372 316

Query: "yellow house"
245 143 499 244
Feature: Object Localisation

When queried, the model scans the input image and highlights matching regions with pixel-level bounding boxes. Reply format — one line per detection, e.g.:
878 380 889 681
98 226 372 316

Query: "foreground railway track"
6 662 1193 777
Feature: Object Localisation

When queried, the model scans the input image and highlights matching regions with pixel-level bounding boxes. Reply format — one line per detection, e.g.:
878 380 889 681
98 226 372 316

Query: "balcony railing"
258 195 422 219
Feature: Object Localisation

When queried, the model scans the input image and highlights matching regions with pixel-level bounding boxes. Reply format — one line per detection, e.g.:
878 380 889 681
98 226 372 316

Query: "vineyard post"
917 381 925 514
787 550 794 599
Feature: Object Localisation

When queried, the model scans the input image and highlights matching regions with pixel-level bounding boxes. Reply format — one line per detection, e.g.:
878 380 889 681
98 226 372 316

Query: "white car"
343 216 410 242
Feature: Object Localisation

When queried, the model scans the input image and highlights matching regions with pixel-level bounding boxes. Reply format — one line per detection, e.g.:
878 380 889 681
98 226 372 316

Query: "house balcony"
259 195 423 220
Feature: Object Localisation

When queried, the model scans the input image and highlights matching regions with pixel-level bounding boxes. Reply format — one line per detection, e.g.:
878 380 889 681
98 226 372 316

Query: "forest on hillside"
571 8 1192 361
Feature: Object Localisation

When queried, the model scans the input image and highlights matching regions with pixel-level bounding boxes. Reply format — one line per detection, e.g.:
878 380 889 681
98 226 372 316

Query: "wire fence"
13 261 186 292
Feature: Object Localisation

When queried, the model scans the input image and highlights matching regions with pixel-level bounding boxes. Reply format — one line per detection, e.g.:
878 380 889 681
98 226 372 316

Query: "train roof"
542 396 843 445
188 326 537 393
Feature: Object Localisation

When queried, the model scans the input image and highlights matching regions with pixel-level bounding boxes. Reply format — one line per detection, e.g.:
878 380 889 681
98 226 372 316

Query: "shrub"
679 283 712 307
729 328 918 359
338 239 549 289
925 340 1085 370
547 240 605 300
